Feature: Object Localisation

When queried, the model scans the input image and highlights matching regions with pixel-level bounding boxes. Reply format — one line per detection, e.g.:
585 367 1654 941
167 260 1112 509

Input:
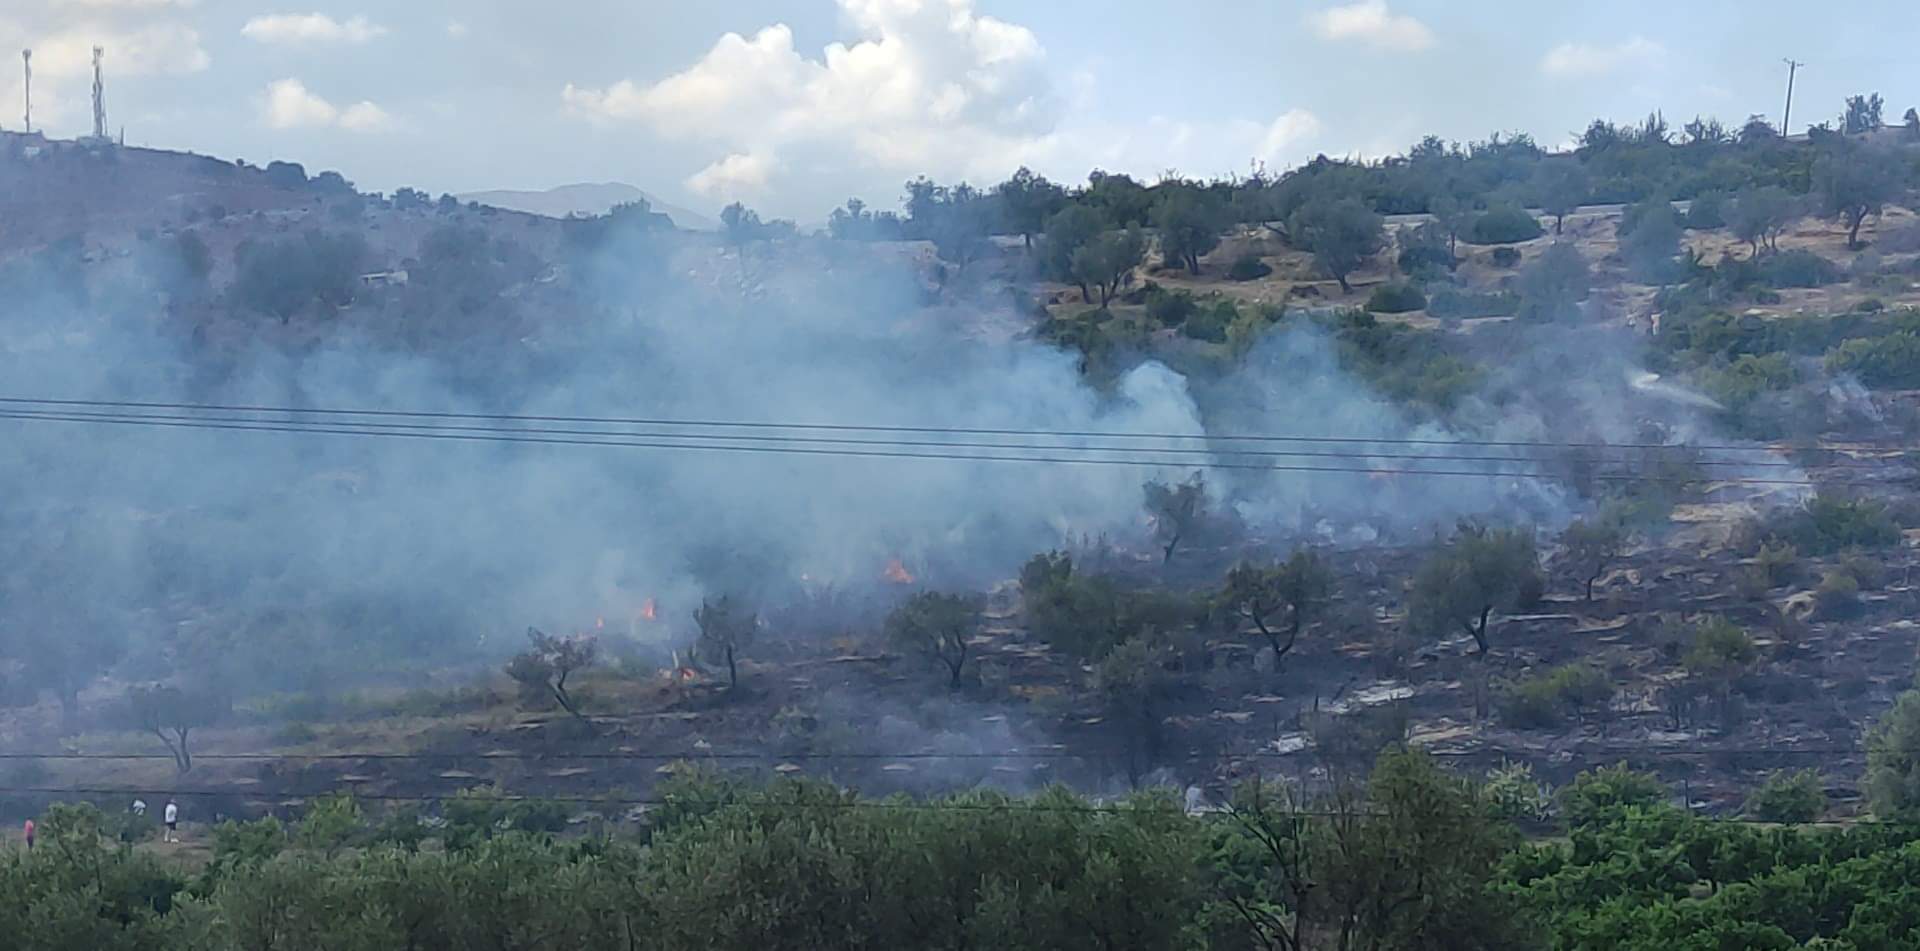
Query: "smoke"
0 215 1766 696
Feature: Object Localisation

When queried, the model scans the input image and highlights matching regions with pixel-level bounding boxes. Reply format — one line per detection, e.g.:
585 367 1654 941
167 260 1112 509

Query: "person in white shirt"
163 800 179 842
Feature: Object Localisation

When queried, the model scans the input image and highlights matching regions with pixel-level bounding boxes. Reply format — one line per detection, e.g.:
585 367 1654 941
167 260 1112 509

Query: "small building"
359 269 410 289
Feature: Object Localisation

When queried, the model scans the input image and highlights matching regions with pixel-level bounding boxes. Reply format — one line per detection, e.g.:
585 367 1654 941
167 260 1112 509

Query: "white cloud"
27 24 209 77
259 78 392 132
338 101 393 131
1308 1 1434 52
686 152 775 198
446 20 468 39
1540 36 1663 78
562 0 1058 193
241 13 386 45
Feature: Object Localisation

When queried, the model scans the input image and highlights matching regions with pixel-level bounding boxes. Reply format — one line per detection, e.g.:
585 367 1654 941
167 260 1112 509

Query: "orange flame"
883 557 915 584
640 597 657 621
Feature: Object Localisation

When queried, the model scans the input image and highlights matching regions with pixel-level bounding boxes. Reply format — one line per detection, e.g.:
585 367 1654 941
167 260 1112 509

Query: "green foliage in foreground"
12 751 1920 950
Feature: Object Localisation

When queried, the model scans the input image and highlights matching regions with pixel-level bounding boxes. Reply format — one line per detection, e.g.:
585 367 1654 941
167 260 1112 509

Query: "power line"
0 406 1867 470
0 409 1891 488
0 395 1904 455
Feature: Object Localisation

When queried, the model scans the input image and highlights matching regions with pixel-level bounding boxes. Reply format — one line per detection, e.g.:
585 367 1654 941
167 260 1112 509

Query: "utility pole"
1780 58 1804 137
20 49 29 133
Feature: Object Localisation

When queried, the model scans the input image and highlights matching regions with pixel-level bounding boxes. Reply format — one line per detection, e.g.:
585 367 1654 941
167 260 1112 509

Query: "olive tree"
1408 524 1543 654
1814 144 1903 250
505 628 598 722
886 592 979 689
695 596 758 690
1287 196 1385 293
128 683 224 773
1865 684 1920 820
1220 551 1332 672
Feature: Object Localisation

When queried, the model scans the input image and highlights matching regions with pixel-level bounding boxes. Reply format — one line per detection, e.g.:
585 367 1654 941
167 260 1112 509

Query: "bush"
1397 242 1454 279
1744 769 1826 822
1469 206 1545 245
1426 288 1519 319
1144 285 1198 327
1825 332 1920 388
1490 246 1522 268
1182 300 1238 342
1756 249 1843 288
1365 282 1428 314
1483 761 1553 823
1226 253 1273 281
1866 687 1920 819
1765 493 1901 555
1683 618 1757 676
1557 763 1668 826
1501 664 1614 729
1685 191 1729 230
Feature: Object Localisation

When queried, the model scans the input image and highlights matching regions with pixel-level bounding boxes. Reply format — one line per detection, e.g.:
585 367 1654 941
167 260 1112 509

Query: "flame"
640 597 657 621
883 557 915 585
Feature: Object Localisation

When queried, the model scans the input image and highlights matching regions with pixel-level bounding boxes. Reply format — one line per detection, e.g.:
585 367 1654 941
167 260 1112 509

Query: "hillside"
457 182 718 231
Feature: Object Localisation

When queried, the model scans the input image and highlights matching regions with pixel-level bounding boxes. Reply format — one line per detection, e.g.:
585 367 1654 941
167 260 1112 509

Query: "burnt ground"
12 479 1918 826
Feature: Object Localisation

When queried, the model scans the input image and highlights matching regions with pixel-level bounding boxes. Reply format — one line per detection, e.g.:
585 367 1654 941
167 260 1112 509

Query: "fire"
640 597 657 621
883 557 915 585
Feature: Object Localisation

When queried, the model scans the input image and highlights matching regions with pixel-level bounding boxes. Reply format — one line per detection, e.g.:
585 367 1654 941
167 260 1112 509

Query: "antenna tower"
91 46 106 140
20 49 29 133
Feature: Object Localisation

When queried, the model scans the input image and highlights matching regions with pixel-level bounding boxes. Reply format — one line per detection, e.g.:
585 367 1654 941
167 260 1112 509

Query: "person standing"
162 799 179 843
22 818 34 850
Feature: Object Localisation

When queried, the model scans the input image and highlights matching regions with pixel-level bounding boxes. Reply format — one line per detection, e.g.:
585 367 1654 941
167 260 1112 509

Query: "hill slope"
457 182 717 231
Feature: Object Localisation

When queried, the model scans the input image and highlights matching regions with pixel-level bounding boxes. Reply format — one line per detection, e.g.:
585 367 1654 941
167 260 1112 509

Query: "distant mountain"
456 182 717 231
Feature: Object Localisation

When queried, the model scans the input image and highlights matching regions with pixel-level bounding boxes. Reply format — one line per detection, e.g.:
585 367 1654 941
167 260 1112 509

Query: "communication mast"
91 45 106 141
20 49 29 133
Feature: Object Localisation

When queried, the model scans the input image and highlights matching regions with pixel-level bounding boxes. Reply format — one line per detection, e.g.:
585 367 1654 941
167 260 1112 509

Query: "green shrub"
1744 769 1825 822
1144 286 1197 327
1766 493 1902 555
1182 300 1238 342
1365 282 1428 313
1825 332 1920 388
1426 288 1519 319
1683 618 1757 676
1397 242 1454 278
1501 664 1614 729
1469 206 1544 245
1483 761 1553 823
1490 246 1522 268
1557 763 1668 825
1226 253 1273 281
1685 190 1729 229
1756 249 1843 288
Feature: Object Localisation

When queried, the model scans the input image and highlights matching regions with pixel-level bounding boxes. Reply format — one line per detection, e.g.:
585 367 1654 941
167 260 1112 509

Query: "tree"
1865 684 1920 820
1744 769 1826 822
994 167 1066 251
1814 144 1902 250
1728 186 1797 257
1515 242 1590 322
1427 194 1472 261
128 683 223 773
1288 196 1384 293
1095 634 1174 785
886 592 978 689
1533 160 1591 234
1620 198 1686 284
1040 205 1106 301
695 596 757 690
720 202 764 250
1152 187 1225 274
1841 93 1885 134
1408 523 1542 654
929 183 994 271
504 628 598 722
1220 551 1332 672
1559 514 1629 601
1316 749 1530 951
231 230 367 323
1071 226 1147 306
1905 107 1920 140
392 187 430 211
1144 472 1208 564
1738 113 1779 144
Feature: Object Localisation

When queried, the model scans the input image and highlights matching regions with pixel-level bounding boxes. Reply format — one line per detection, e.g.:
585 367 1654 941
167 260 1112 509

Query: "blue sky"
3 1 1915 218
